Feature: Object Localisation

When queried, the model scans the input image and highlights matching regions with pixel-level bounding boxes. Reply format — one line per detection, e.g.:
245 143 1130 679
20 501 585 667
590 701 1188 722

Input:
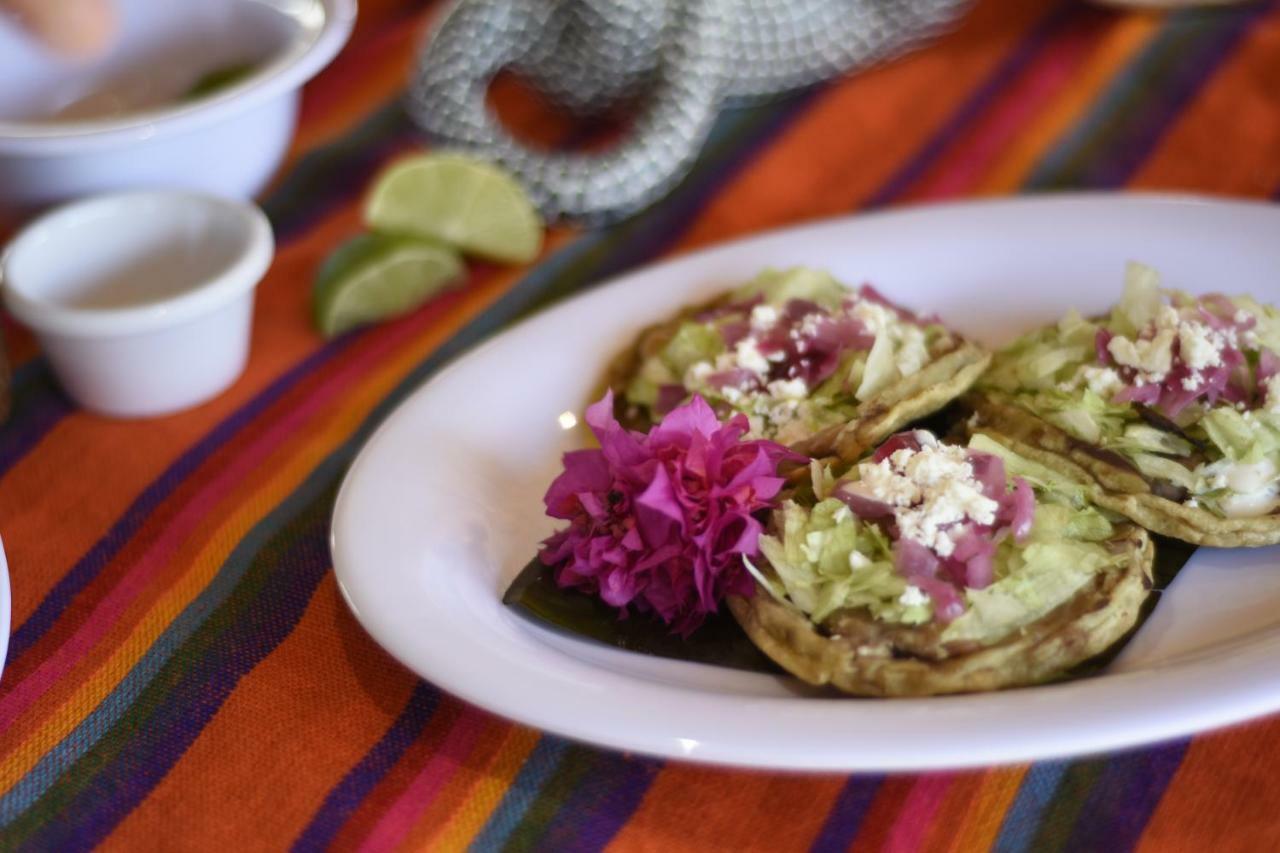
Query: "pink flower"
540 392 800 635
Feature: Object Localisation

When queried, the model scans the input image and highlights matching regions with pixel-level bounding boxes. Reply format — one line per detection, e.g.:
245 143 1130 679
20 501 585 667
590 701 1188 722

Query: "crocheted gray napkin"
407 0 968 223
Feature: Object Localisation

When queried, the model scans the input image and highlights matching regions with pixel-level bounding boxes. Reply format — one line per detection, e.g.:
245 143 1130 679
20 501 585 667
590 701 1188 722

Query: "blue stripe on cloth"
468 738 572 851
530 752 663 851
4 335 356 664
993 761 1069 853
1025 4 1270 189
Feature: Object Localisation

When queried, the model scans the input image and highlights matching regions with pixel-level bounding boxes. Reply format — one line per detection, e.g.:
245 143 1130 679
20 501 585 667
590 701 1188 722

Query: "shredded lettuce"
982 267 1280 519
1131 453 1197 491
967 433 1088 508
733 267 847 310
1113 424 1194 457
1198 406 1280 464
660 322 722 377
757 439 1125 641
941 540 1117 645
625 356 678 406
756 498 924 624
1110 261 1163 337
1234 295 1280 353
1064 507 1115 541
856 329 896 401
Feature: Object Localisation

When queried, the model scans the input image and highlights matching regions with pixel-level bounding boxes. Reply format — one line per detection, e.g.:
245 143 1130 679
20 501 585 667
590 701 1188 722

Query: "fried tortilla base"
604 295 991 461
727 524 1153 697
966 392 1280 547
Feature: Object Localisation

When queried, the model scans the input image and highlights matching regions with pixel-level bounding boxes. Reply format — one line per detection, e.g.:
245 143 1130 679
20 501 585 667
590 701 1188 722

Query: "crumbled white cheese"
854 438 999 558
895 326 930 378
888 447 916 470
772 417 812 446
848 550 870 571
685 360 714 386
903 443 971 486
832 504 853 525
722 386 743 404
1107 303 1241 389
1081 365 1124 398
1178 320 1223 371
1108 330 1175 379
858 459 922 507
766 378 808 401
750 303 779 330
734 338 771 377
1235 309 1251 325
896 478 997 558
898 585 930 607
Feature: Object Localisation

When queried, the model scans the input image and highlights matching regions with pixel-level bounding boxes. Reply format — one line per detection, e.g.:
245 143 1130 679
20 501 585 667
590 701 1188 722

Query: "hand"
1 0 115 58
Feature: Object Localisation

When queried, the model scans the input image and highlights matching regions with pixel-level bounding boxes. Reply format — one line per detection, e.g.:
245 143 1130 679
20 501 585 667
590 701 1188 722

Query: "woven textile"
3 0 1280 848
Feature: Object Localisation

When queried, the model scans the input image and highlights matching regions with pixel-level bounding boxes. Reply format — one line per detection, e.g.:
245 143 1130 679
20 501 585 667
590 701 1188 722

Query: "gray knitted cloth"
406 0 969 223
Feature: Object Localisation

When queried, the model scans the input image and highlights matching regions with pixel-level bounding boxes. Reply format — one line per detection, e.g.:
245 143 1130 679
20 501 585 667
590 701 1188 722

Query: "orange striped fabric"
3 0 1280 849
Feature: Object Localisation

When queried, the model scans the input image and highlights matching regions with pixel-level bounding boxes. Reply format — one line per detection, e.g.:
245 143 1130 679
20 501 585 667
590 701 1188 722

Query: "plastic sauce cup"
1 191 273 417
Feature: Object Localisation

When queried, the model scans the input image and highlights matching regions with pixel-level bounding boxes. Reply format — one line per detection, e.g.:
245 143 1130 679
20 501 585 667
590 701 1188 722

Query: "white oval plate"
333 194 1280 771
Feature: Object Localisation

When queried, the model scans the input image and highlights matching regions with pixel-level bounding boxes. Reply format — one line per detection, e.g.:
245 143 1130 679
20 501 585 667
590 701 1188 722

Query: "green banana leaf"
502 558 781 673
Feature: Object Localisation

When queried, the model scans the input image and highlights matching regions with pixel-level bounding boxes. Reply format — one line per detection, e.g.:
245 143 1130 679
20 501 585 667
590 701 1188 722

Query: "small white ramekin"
0 191 273 418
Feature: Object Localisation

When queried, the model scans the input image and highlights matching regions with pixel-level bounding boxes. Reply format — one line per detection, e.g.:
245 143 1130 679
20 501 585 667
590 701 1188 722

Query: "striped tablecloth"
3 0 1280 849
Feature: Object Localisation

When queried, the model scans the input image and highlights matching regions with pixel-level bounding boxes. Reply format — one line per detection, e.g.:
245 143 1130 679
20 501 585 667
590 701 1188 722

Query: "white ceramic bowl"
0 191 274 418
0 0 356 211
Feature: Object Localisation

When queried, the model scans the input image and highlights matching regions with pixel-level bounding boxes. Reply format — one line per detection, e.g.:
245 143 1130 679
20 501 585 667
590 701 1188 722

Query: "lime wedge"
313 233 464 337
363 153 543 264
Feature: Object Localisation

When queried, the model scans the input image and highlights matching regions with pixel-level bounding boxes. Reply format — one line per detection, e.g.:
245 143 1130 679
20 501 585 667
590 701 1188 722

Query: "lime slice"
363 153 543 264
313 233 464 337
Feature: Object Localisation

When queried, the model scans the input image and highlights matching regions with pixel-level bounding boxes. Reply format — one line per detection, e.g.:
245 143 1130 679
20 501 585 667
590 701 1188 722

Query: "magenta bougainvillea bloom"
539 392 800 635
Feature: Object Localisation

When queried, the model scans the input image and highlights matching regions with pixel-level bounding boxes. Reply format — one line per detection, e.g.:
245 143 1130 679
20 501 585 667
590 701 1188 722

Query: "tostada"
968 262 1280 546
606 267 990 460
727 429 1154 696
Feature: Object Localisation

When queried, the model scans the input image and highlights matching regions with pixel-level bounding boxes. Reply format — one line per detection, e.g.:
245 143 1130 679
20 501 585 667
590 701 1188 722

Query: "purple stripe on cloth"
809 775 885 852
1074 8 1267 188
5 335 354 664
0 362 72 482
1060 741 1189 852
292 683 442 852
265 104 420 244
866 1 1076 207
1027 5 1269 189
14 468 341 849
531 752 663 852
